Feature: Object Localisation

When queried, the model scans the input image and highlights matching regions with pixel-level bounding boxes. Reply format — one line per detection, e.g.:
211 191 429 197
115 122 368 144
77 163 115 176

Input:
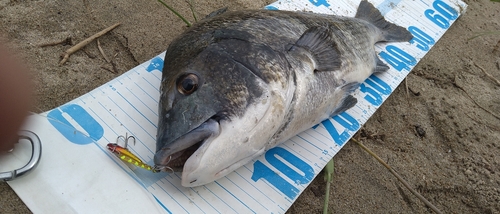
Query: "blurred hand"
0 41 33 152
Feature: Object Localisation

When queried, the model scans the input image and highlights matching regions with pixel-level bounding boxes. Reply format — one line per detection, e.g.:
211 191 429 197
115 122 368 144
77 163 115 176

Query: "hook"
152 155 174 173
116 133 135 149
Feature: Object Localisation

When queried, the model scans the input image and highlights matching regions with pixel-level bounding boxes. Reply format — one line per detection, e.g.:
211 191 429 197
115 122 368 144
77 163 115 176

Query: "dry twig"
59 23 120 65
100 65 116 74
405 77 409 99
472 61 500 86
465 113 500 131
351 138 443 214
97 39 111 63
110 60 118 74
452 78 500 121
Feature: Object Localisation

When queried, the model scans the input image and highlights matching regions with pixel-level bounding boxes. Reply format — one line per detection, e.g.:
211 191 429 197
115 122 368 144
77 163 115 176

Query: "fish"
154 0 413 187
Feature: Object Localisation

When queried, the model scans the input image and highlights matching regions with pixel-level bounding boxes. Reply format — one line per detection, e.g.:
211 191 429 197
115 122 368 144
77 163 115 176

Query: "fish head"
154 36 290 187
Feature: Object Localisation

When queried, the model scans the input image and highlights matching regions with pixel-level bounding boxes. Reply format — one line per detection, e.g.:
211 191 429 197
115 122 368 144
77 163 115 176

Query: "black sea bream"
154 0 413 187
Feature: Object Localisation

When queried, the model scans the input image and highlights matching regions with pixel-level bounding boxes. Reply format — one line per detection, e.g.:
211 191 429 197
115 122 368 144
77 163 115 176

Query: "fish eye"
177 73 199 95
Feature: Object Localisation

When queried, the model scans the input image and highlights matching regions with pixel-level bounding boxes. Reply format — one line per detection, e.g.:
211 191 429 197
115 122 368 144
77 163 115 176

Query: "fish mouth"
153 117 220 172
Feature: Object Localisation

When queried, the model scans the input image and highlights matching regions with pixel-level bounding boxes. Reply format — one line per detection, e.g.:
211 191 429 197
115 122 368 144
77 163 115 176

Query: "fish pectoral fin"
289 26 342 72
355 0 413 42
330 95 357 116
375 56 390 73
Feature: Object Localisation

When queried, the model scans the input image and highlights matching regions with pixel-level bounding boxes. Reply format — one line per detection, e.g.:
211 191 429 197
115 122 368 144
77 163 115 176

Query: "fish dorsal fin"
205 7 228 19
355 0 413 42
289 26 342 72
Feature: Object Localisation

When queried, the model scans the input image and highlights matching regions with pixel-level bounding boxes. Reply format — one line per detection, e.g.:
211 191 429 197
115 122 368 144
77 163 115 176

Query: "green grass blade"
323 158 334 214
468 31 500 41
186 0 198 22
157 0 192 27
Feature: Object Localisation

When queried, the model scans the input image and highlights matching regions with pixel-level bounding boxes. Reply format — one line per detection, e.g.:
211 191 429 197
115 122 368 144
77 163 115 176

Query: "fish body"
154 1 412 187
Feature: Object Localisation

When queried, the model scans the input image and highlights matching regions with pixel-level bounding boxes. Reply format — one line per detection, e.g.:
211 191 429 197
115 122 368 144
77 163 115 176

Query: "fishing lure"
107 143 154 171
107 133 156 172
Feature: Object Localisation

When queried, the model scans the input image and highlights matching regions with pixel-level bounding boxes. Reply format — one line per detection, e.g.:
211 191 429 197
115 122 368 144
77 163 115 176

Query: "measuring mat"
4 0 466 213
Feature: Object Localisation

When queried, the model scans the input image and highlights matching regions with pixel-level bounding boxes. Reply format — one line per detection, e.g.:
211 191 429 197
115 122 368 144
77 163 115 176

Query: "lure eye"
177 73 199 95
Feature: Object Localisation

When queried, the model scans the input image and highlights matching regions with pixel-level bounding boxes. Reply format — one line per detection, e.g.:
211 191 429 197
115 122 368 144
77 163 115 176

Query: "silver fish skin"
154 0 412 187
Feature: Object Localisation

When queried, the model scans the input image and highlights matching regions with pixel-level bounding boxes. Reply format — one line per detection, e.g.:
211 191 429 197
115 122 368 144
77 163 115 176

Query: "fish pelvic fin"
341 82 361 93
289 26 342 71
375 55 390 73
330 83 361 116
355 0 413 42
330 94 357 116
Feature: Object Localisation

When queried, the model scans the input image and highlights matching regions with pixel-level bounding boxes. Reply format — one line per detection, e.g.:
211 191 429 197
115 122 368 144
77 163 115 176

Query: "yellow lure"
107 143 154 172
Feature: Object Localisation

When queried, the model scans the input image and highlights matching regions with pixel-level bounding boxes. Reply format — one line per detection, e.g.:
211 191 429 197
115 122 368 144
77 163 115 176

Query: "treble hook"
152 156 174 173
116 133 135 149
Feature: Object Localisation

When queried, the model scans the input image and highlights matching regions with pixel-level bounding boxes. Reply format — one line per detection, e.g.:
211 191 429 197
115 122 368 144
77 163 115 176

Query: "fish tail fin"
355 0 413 42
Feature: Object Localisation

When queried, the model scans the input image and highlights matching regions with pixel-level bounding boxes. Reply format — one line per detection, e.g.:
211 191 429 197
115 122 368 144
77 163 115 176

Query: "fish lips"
153 118 220 171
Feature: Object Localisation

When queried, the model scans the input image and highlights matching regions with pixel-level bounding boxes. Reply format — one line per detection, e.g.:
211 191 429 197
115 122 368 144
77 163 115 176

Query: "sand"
0 0 499 213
